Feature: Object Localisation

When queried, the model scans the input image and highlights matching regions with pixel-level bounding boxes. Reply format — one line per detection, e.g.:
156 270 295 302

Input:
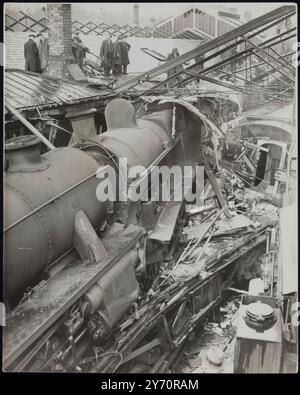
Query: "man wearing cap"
24 34 40 72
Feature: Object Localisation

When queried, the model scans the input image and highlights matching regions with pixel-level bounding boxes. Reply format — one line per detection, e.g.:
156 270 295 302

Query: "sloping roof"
5 69 112 110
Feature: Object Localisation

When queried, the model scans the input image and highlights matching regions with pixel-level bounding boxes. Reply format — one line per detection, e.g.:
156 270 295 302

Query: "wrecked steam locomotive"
4 96 282 373
4 98 203 371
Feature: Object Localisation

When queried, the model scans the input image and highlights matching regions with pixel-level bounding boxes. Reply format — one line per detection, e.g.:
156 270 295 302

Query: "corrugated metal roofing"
5 69 112 110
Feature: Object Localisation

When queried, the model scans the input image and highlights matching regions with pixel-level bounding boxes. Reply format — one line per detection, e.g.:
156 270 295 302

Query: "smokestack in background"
133 4 139 26
244 11 252 22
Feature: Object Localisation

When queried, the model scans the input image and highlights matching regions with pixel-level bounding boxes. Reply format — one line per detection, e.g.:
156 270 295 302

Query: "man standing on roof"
194 44 205 84
36 33 49 73
100 32 114 76
24 34 40 72
119 35 131 75
112 36 122 75
166 48 183 86
72 31 89 69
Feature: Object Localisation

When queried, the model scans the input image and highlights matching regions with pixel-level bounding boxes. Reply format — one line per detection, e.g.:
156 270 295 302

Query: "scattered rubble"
177 296 241 374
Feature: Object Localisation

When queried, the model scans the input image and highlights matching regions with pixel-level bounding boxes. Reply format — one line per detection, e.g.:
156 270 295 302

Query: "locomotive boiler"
4 98 202 371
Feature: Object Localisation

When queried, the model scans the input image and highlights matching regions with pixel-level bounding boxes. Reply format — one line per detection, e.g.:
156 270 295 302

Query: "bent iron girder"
136 28 296 96
114 5 295 94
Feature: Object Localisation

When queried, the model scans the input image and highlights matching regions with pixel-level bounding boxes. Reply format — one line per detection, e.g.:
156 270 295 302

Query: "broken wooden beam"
203 157 231 218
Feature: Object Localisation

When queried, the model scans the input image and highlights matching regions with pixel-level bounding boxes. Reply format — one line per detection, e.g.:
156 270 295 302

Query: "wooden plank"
148 202 182 242
65 63 88 82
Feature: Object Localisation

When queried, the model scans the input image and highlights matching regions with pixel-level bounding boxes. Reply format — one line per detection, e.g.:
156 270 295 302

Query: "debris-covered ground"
177 295 240 373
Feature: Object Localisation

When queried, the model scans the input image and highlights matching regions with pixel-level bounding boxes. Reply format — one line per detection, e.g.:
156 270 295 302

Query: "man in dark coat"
36 33 49 72
100 33 114 76
119 36 131 74
112 36 122 75
24 34 40 72
72 32 89 69
166 48 183 86
194 48 205 84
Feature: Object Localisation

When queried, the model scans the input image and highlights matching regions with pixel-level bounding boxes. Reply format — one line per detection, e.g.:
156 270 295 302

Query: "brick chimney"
46 3 75 79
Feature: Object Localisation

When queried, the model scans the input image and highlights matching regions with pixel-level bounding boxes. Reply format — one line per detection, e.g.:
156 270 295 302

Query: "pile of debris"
85 159 279 373
180 296 240 373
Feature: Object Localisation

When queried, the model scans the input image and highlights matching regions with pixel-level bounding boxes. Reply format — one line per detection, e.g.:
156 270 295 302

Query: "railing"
5 9 239 39
5 12 48 33
5 11 160 38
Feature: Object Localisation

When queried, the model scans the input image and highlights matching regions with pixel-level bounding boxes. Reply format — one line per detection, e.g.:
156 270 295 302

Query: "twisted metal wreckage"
3 5 297 373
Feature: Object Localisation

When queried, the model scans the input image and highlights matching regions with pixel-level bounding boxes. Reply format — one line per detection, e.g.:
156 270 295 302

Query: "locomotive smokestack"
5 135 47 173
104 99 138 130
